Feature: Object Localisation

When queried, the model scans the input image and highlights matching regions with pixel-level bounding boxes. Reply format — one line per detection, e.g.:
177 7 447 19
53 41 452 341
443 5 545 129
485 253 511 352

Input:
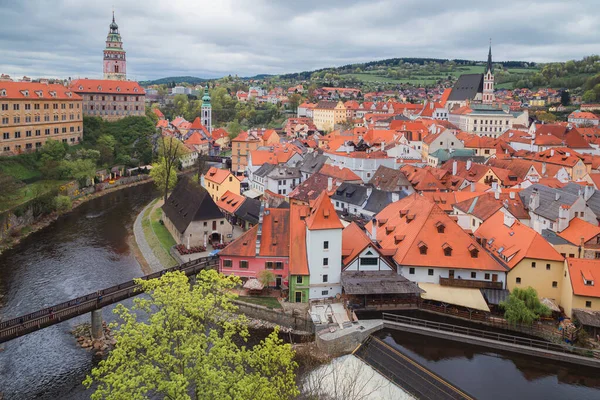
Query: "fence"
382 313 600 359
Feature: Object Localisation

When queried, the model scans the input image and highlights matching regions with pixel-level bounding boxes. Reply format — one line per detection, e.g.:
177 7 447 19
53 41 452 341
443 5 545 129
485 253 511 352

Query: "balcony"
439 277 503 290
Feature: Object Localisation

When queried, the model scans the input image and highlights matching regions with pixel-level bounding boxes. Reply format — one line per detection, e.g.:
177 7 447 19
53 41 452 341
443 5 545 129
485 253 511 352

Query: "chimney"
466 159 472 171
558 205 569 232
503 199 509 209
366 187 373 197
509 191 515 199
470 182 475 192
550 149 555 157
381 141 385 152
555 192 560 201
391 192 400 202
495 190 500 200
452 160 458 176
491 181 498 192
370 217 377 241
584 185 595 201
256 201 265 256
529 189 540 211
327 177 333 191
566 152 571 157
542 162 547 176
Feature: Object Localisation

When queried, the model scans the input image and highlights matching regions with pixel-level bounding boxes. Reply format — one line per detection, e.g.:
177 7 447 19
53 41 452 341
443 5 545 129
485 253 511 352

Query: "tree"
583 90 597 104
258 269 276 288
53 195 72 214
288 93 302 112
83 270 298 400
535 111 557 123
96 134 117 165
194 151 207 184
156 136 186 203
150 157 178 202
560 90 571 106
500 287 551 325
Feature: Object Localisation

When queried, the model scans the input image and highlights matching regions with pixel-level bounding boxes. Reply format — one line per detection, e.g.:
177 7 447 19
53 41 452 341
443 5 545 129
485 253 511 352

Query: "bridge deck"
0 256 218 344
354 336 473 400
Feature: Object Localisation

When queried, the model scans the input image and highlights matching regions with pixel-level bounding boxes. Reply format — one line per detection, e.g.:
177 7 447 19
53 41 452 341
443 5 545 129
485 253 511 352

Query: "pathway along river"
0 182 599 399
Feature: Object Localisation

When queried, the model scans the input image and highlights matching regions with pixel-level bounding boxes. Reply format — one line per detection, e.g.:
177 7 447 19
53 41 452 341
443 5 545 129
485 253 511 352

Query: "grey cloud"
0 0 599 80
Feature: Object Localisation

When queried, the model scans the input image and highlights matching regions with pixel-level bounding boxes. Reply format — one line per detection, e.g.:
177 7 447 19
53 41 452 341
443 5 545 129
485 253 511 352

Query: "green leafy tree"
96 134 117 165
583 90 597 103
535 111 557 123
560 90 571 106
145 105 159 125
257 269 276 288
58 159 97 184
500 287 551 325
83 270 298 400
155 136 186 202
150 157 178 202
53 195 72 214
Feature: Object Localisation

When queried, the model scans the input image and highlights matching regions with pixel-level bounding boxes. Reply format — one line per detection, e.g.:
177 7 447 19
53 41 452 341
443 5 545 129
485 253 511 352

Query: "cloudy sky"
0 0 599 81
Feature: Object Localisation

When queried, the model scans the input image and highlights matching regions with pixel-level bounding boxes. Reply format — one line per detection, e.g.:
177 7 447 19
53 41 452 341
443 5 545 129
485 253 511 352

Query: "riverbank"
0 177 152 256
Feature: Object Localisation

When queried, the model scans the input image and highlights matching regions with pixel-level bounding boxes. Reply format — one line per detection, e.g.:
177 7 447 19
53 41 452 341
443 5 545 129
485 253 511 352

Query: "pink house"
218 207 290 288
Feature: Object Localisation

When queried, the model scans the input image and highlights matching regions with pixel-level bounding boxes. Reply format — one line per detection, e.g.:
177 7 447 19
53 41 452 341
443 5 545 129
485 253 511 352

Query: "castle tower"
103 12 127 81
201 87 212 133
482 41 494 104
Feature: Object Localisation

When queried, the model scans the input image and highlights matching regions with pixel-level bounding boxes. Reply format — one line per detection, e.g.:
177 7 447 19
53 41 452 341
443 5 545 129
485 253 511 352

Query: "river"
374 328 600 400
0 183 157 399
1 182 600 399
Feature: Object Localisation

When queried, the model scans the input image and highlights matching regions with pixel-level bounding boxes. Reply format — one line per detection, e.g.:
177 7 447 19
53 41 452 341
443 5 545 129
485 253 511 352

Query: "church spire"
486 39 493 74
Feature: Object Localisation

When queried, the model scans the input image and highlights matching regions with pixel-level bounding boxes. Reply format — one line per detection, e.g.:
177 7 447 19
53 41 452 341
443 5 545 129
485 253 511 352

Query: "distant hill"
140 76 207 86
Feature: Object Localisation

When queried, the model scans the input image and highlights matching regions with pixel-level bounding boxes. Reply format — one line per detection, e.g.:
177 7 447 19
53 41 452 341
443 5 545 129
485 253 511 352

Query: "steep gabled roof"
369 166 411 191
305 191 344 230
558 218 600 245
342 222 392 268
447 74 483 101
475 211 564 269
204 167 234 184
216 191 246 214
162 178 224 233
366 194 506 271
289 203 310 275
567 258 600 298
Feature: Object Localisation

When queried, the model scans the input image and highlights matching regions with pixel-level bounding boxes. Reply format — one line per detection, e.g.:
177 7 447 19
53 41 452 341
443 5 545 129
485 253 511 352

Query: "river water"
0 183 157 399
1 182 600 399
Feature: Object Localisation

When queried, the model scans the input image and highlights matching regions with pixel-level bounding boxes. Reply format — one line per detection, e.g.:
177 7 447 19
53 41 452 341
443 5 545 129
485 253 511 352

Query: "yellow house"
203 166 240 202
475 211 565 302
561 258 600 318
313 100 346 131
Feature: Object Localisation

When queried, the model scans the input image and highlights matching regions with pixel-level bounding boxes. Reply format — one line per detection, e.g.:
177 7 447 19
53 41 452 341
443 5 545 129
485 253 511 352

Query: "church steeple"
486 40 493 74
482 40 494 105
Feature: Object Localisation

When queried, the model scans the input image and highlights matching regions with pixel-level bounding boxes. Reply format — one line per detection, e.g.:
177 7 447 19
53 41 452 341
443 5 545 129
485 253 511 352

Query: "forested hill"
139 76 207 86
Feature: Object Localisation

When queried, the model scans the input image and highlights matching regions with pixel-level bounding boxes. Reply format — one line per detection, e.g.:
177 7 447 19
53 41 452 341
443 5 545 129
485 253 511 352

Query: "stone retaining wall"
233 300 315 334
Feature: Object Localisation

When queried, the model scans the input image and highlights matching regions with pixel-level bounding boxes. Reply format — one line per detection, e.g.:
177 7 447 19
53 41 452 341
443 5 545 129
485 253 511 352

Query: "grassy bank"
141 200 177 267
238 296 282 309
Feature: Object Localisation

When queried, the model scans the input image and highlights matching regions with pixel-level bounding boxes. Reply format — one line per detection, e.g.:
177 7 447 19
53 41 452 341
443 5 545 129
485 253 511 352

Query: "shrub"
54 195 72 214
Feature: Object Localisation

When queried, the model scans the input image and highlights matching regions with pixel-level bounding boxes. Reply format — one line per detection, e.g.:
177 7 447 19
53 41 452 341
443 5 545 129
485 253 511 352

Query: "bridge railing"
382 313 600 359
0 256 218 332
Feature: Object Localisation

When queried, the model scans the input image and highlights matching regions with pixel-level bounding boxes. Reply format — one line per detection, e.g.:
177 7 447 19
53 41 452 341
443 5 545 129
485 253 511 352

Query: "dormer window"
66 92 72 98
134 88 138 92
79 85 83 90
468 244 479 258
22 90 29 97
35 90 43 97
49 91 56 97
442 243 453 257
418 241 428 255
116 87 121 92
394 234 405 244
0 89 5 97
98 86 102 91
435 221 445 233
406 214 415 223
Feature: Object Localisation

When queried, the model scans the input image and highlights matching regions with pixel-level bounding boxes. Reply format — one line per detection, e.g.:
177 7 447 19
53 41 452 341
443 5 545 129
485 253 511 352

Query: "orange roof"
570 111 599 121
366 194 506 271
558 218 600 245
305 191 344 230
185 131 208 146
474 211 564 269
216 191 246 214
153 108 165 119
204 167 234 184
0 81 81 100
220 208 290 258
341 222 391 268
156 119 169 129
566 258 600 298
70 79 145 95
212 128 229 140
319 164 362 182
289 203 310 275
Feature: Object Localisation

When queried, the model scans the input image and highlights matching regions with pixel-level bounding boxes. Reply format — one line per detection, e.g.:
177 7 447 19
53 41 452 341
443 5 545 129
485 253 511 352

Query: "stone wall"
232 300 315 334
315 319 384 356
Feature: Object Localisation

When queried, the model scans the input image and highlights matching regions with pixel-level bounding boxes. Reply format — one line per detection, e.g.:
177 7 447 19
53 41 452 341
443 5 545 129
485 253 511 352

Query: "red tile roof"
366 194 506 271
216 191 246 214
319 164 362 182
305 191 344 230
566 258 600 298
341 222 392 269
70 79 145 95
0 81 81 100
204 167 235 184
289 203 310 275
474 211 563 269
558 218 600 245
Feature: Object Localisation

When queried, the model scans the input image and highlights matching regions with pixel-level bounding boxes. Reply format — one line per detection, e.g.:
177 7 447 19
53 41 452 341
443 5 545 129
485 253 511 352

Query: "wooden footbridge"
0 256 218 344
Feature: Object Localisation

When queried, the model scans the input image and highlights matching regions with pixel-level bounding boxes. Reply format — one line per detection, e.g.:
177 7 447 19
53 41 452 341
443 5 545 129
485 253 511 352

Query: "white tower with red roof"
482 41 495 105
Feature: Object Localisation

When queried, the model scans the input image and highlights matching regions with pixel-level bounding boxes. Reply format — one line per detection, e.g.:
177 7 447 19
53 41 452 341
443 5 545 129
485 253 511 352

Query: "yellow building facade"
560 258 600 318
313 101 346 131
507 257 565 301
203 166 241 201
0 82 83 155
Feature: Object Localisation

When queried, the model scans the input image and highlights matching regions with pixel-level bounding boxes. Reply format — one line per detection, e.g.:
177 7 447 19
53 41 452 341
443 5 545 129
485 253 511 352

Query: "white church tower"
201 87 212 133
482 41 495 105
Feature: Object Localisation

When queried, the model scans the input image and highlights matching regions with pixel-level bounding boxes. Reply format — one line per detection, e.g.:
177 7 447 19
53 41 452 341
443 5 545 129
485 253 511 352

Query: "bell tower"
103 11 127 81
201 87 212 133
482 40 494 105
